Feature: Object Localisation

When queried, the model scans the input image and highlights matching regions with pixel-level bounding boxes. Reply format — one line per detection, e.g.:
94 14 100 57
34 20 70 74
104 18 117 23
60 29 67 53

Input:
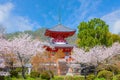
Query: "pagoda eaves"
45 24 75 38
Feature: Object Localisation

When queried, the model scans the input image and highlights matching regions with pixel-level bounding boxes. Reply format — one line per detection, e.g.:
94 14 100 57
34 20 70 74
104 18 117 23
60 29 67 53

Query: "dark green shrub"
0 76 5 80
5 76 12 80
97 70 113 80
86 74 95 80
74 76 84 80
105 65 120 75
15 67 22 72
10 70 18 77
64 76 74 80
30 71 40 78
40 70 54 80
48 70 54 78
41 71 51 80
115 74 120 80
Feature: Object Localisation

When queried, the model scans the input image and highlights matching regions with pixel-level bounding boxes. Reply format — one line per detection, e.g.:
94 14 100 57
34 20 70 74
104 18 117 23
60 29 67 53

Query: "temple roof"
45 24 76 38
48 24 75 32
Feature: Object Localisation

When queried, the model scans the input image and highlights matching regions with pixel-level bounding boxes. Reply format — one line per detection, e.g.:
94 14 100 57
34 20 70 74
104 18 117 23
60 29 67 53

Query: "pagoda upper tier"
45 24 76 38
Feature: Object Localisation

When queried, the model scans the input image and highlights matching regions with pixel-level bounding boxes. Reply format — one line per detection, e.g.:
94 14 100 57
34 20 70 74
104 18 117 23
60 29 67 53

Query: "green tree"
77 18 112 49
112 34 120 43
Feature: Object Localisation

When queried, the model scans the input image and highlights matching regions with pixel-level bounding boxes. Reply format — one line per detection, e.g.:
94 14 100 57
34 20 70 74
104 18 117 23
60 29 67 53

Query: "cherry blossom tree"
0 37 14 72
10 33 50 78
0 33 50 79
72 42 120 65
71 42 120 76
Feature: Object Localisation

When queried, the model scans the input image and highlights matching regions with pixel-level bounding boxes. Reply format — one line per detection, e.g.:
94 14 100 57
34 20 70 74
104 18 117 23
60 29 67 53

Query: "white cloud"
0 2 40 33
66 0 101 28
0 2 13 23
101 10 120 34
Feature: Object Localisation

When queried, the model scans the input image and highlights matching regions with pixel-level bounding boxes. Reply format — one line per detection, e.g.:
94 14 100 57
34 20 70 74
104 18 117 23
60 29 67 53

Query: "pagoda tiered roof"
45 24 75 38
48 24 75 32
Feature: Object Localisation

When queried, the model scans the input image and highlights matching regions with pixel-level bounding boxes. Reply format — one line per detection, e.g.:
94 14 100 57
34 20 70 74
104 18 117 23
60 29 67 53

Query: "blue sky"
0 0 120 34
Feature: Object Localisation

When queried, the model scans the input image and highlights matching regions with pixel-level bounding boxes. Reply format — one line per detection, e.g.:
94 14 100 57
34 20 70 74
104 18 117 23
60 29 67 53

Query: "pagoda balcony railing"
54 42 67 44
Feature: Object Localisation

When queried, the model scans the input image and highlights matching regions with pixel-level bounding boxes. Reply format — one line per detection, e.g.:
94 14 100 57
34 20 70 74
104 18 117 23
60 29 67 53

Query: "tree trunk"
17 52 26 79
84 75 87 80
22 65 26 79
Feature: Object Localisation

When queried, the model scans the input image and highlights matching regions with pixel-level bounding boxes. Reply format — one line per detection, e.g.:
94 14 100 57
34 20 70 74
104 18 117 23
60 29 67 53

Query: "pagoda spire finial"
58 6 61 24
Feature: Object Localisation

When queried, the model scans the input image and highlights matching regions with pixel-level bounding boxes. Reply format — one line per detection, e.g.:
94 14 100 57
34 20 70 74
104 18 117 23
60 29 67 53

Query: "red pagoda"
44 24 76 57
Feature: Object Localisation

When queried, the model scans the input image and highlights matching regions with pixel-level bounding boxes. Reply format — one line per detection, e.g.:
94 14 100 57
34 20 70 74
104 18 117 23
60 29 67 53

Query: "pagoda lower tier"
44 43 74 53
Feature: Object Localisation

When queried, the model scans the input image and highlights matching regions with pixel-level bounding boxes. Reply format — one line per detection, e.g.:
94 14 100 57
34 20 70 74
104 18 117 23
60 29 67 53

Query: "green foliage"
115 74 120 80
0 76 5 80
73 76 84 80
97 70 113 80
4 76 12 80
10 70 19 78
48 70 54 78
41 71 51 80
30 71 40 78
97 62 120 75
77 18 113 49
15 67 22 72
94 78 105 80
105 65 120 75
32 28 48 41
112 34 120 43
52 76 64 80
86 74 95 80
52 76 84 80
6 28 48 41
6 31 23 40
64 76 74 80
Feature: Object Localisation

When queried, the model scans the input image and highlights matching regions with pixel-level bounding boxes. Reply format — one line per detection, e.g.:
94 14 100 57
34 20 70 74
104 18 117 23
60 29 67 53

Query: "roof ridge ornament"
58 6 61 24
